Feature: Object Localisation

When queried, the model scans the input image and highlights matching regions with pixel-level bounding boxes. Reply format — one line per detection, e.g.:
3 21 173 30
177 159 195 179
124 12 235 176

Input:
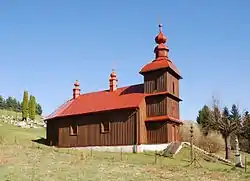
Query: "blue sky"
0 0 250 120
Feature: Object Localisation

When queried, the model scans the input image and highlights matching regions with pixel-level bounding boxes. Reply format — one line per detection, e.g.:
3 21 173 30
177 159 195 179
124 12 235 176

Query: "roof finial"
159 23 163 32
109 68 118 92
74 80 80 87
154 24 169 59
73 80 80 99
111 61 116 73
155 24 167 44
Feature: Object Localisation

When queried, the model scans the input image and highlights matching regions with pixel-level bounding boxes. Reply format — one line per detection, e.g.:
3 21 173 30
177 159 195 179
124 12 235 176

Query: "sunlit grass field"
0 121 250 180
0 109 42 121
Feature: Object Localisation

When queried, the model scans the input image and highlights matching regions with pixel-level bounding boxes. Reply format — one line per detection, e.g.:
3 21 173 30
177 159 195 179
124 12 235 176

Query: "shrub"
199 132 224 153
179 120 202 146
180 121 224 153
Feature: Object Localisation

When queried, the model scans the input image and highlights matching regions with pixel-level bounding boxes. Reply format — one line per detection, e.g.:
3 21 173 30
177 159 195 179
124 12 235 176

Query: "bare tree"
209 98 237 159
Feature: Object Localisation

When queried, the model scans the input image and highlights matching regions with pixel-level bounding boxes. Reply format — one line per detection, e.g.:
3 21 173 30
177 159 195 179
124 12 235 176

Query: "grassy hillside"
0 122 250 180
0 109 42 121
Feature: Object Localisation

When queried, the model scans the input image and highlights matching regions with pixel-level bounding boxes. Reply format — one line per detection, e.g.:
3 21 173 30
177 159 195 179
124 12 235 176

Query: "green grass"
0 122 250 181
0 109 42 121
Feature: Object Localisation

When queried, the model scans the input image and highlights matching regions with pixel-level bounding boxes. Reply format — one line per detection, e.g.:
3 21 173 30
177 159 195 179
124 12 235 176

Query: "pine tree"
230 104 242 136
12 98 18 112
36 103 43 115
242 111 250 152
17 101 22 112
196 105 211 135
29 95 33 118
229 104 242 149
6 96 14 110
29 96 36 120
0 95 5 109
22 91 29 120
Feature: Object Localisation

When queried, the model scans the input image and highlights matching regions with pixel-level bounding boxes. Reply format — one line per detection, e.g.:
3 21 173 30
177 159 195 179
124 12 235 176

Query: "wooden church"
45 24 183 152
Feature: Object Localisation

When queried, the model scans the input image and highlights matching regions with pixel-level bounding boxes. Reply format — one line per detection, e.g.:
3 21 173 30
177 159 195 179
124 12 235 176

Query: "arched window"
101 121 110 133
172 82 175 94
154 79 157 91
70 122 78 136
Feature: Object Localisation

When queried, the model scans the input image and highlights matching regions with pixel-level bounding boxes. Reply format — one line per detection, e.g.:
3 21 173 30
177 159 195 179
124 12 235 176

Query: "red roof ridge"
45 98 74 120
79 83 144 96
45 83 145 120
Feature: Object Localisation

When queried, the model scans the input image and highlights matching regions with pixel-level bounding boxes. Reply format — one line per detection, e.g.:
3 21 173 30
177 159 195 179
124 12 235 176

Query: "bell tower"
139 24 182 121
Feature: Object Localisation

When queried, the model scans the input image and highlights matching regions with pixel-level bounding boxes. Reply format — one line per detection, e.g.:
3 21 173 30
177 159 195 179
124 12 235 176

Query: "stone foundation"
76 143 170 153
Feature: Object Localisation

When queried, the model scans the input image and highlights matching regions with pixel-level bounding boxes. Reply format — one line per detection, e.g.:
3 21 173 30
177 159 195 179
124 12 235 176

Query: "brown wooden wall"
167 97 180 119
138 100 147 144
145 95 167 117
46 120 59 146
145 121 181 144
146 121 168 144
48 109 138 147
143 68 180 120
167 123 181 142
143 69 180 96
146 96 180 119
166 71 179 97
143 69 167 94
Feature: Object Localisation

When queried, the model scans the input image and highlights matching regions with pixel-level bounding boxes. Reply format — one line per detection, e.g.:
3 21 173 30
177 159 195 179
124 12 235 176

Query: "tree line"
0 91 43 117
197 98 250 159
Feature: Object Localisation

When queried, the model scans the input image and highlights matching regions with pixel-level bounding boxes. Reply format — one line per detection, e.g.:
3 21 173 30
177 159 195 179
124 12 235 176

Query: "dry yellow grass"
0 122 250 181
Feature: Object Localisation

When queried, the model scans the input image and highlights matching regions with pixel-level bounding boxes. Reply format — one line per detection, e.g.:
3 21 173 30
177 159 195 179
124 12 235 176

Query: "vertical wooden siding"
144 69 181 119
144 69 167 94
167 71 179 97
144 69 180 96
167 97 180 119
46 120 59 146
56 109 137 147
167 123 180 142
138 100 147 144
146 95 167 117
146 121 168 144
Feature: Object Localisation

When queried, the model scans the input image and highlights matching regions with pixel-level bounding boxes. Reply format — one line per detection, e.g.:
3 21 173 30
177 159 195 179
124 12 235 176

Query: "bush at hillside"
179 121 224 153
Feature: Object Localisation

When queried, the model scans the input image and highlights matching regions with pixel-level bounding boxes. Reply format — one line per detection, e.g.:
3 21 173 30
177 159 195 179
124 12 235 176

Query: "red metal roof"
139 58 181 77
45 84 145 120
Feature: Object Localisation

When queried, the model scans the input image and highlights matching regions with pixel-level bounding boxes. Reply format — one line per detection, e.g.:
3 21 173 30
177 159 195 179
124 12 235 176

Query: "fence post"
190 123 194 163
120 148 123 161
154 150 157 164
90 148 93 157
245 155 247 173
81 152 84 160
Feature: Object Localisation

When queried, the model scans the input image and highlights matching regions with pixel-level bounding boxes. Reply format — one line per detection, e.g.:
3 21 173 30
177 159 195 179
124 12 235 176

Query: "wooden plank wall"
167 71 179 97
167 123 181 142
56 109 137 147
138 100 147 144
144 69 167 94
46 120 59 146
146 95 167 117
167 97 180 119
144 69 180 97
146 121 168 144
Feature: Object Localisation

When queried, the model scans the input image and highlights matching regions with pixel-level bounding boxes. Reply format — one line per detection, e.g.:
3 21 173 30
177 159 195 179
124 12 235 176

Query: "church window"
154 79 157 91
172 82 175 94
69 122 78 136
101 121 110 133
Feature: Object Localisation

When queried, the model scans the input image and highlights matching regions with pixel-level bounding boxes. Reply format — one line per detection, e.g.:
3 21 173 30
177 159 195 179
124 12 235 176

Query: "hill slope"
0 109 42 121
0 123 250 181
